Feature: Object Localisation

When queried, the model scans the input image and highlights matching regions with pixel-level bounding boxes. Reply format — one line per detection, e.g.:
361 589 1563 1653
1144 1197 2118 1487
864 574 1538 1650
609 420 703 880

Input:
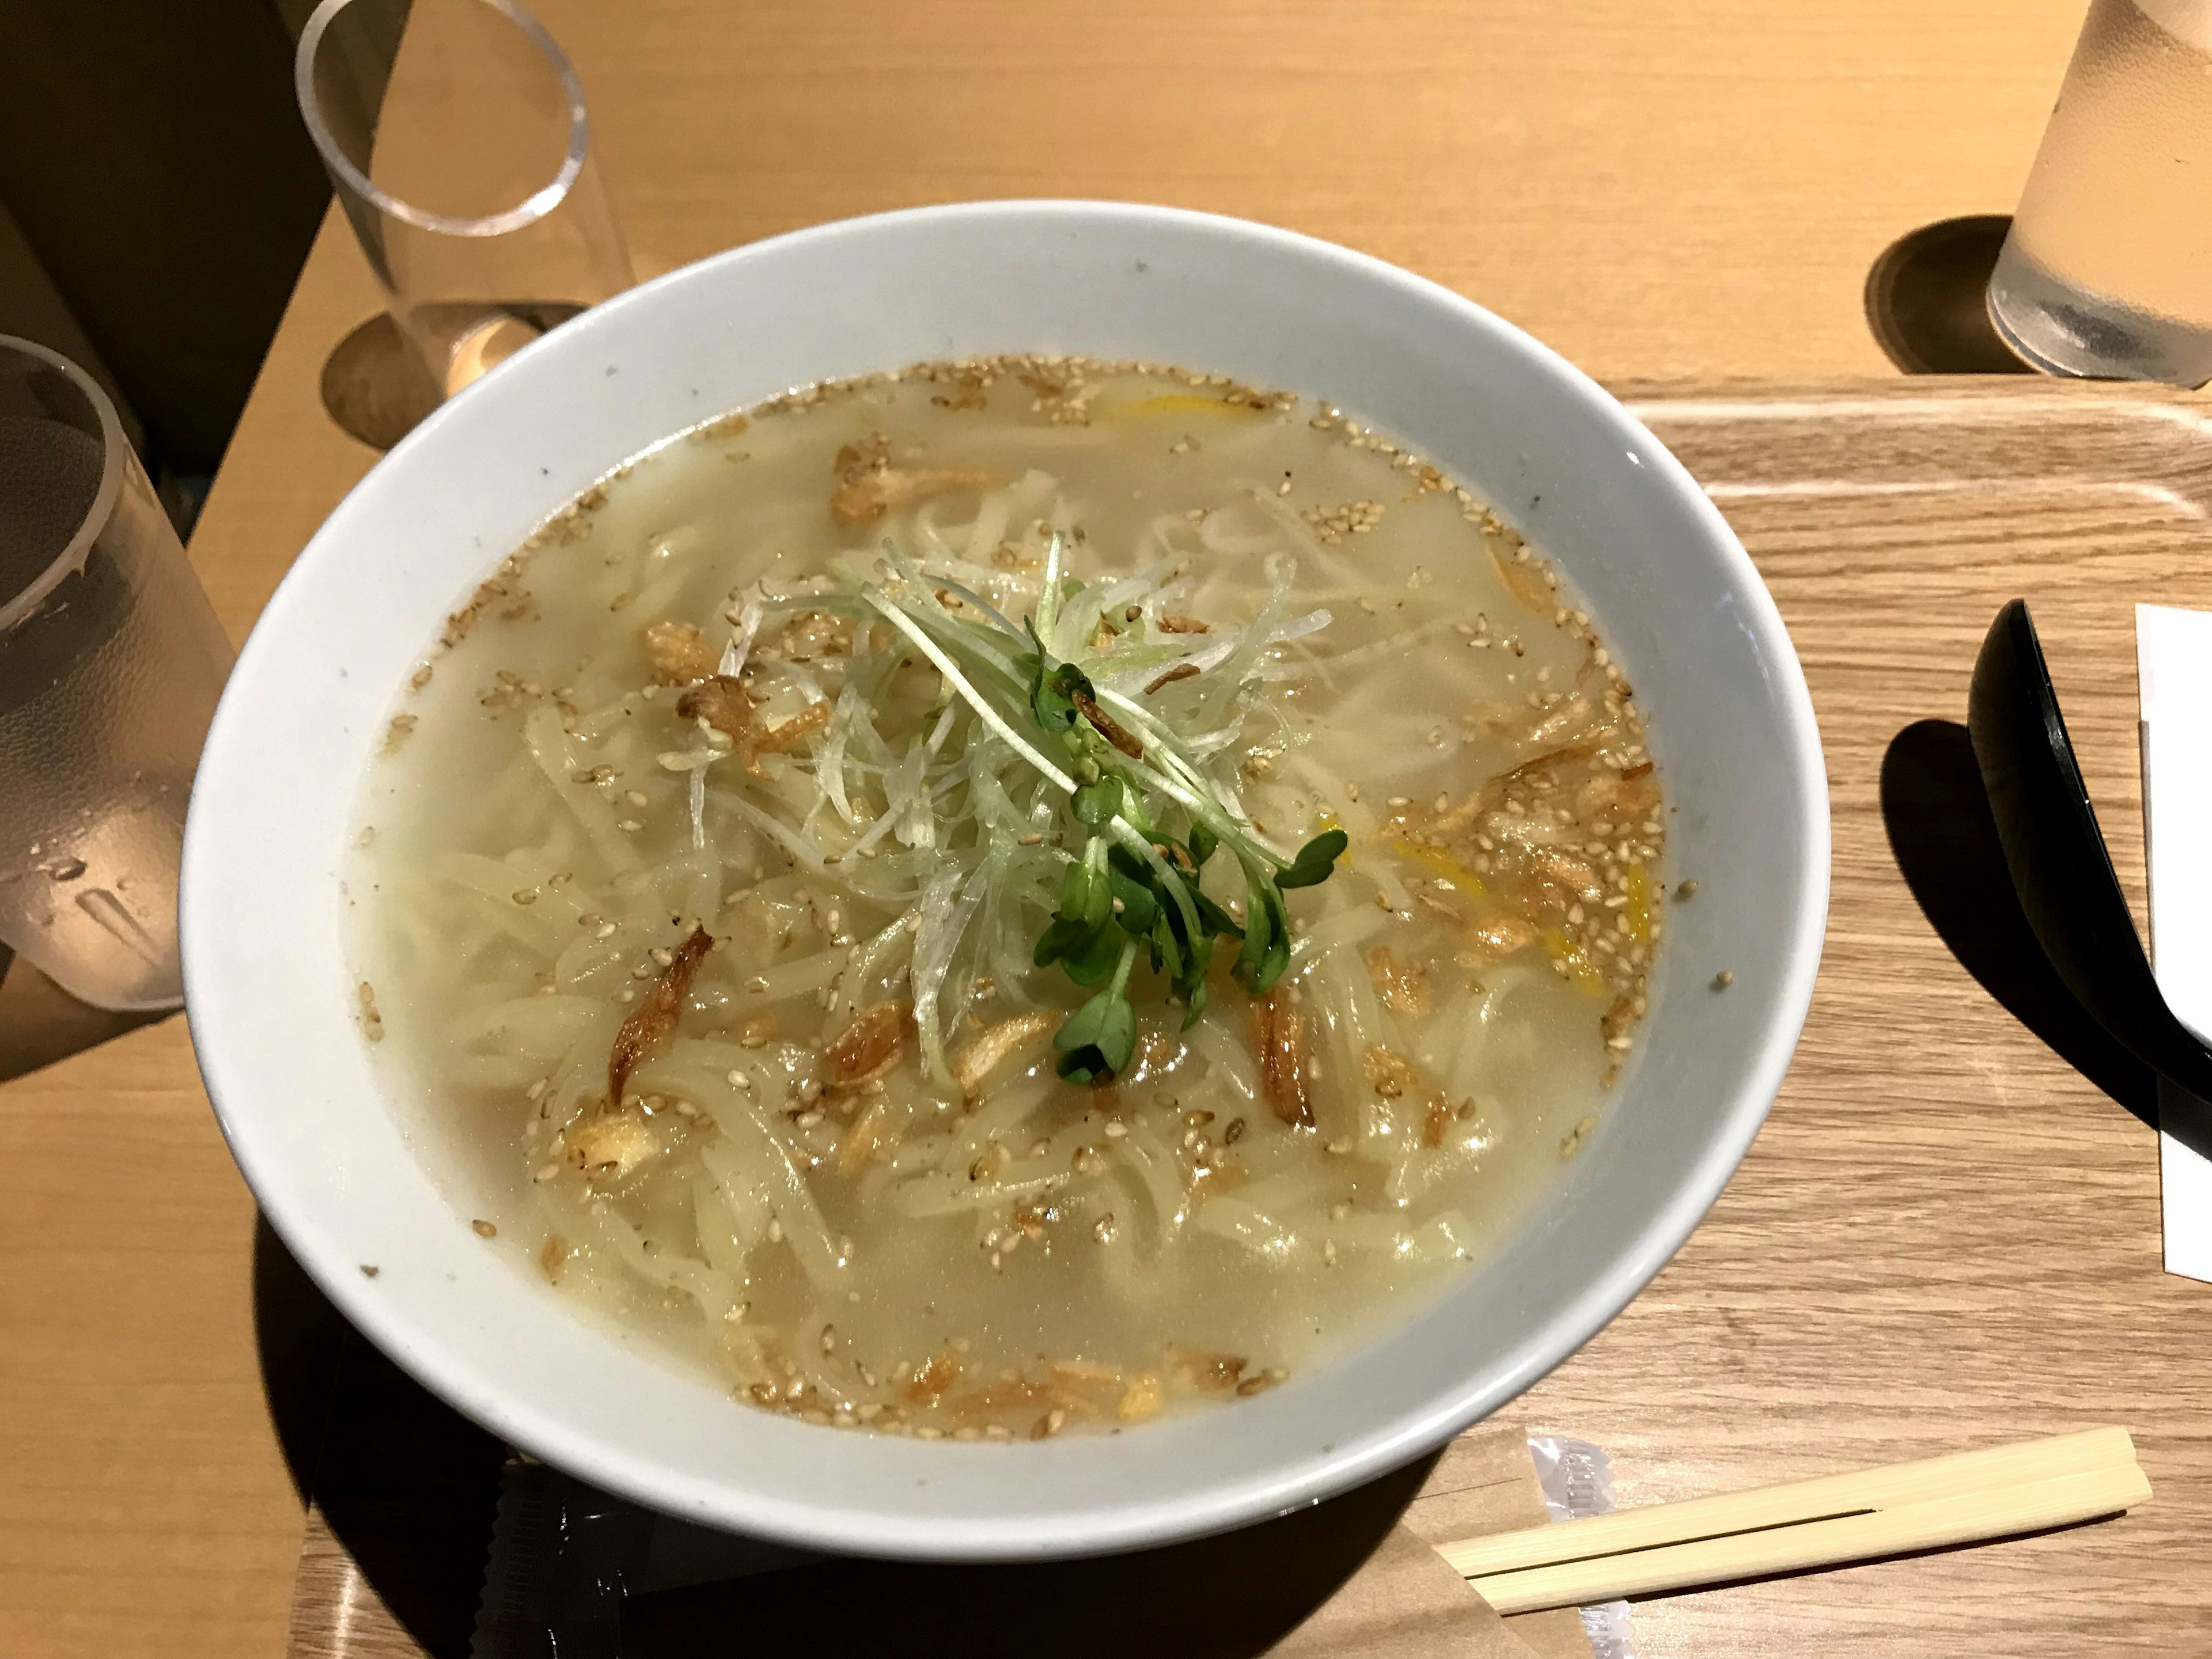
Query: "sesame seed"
1713 970 1734 989
472 1219 497 1238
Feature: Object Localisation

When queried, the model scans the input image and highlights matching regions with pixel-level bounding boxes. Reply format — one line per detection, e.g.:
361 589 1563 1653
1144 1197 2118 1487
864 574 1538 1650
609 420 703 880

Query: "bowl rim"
184 198 1830 1558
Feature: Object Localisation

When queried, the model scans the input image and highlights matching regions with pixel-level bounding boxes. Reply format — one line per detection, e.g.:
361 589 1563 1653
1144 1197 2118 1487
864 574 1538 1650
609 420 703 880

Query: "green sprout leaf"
1175 934 1215 1028
1232 873 1275 992
1059 921 1126 986
1107 859 1158 937
1054 943 1140 1082
1073 776 1123 827
1032 915 1091 968
1060 859 1111 927
1277 828 1349 889
1189 821 1218 868
1147 904 1184 979
1030 656 1092 735
1191 887 1243 940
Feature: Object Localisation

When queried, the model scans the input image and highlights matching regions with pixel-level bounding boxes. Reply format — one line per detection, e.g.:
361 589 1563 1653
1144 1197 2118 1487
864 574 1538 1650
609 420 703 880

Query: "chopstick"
1438 1427 2149 1615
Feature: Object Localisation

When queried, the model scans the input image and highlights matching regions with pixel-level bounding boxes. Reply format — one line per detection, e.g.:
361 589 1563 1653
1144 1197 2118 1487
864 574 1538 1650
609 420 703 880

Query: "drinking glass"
1987 0 2212 383
0 336 233 1012
296 0 634 399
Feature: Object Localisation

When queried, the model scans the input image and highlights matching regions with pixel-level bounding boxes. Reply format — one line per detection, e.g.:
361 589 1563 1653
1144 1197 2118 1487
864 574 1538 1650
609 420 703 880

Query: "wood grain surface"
0 3 2173 1656
1525 379 2212 1656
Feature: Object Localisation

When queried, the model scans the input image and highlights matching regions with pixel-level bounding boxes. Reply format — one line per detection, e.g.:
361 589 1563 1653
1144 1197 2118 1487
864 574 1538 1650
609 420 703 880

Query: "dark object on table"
1879 719 2155 1125
1865 217 2035 376
618 1456 1436 1659
1967 598 2212 1158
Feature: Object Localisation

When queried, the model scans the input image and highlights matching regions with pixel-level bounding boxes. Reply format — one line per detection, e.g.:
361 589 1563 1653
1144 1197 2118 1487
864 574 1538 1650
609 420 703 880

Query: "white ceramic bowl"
184 202 1827 1560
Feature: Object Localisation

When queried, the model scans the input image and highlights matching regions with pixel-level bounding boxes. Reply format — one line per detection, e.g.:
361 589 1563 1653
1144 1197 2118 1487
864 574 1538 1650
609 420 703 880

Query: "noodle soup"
349 358 1666 1440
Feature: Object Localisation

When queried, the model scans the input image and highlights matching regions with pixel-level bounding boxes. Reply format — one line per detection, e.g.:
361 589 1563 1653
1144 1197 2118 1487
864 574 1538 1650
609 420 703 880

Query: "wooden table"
1 3 2162 1656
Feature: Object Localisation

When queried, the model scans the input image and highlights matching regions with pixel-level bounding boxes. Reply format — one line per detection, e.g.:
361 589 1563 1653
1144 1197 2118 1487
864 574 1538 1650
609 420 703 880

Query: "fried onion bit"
1070 688 1143 759
1253 988 1313 1128
608 926 713 1105
676 677 831 779
824 1001 913 1091
641 619 718 684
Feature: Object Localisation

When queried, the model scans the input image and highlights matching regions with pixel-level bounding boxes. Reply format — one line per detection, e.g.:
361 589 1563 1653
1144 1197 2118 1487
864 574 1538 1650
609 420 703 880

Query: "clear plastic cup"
1988 0 2212 383
296 0 634 400
0 335 233 1011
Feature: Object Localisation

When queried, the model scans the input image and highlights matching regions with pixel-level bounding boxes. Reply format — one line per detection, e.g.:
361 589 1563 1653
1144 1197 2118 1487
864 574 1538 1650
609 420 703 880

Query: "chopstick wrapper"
2134 603 2212 1283
1401 1429 1605 1659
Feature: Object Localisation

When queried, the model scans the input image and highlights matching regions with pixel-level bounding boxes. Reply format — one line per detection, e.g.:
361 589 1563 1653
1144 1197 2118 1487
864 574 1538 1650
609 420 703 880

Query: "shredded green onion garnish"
846 533 1344 1082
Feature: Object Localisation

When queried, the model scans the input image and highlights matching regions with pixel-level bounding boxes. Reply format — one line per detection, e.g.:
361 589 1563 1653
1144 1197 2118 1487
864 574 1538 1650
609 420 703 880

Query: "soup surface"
350 358 1668 1440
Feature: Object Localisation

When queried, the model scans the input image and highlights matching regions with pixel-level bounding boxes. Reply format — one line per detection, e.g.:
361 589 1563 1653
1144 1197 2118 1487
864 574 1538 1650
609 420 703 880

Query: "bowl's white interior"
183 202 1827 1559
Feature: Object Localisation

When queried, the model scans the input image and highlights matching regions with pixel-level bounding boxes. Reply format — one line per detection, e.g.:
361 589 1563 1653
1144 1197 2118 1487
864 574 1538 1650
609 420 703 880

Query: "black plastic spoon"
1968 599 2212 1157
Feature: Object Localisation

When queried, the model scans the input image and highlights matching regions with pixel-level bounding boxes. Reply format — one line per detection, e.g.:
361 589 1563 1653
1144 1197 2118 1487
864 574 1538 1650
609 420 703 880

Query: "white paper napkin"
2134 604 2212 1283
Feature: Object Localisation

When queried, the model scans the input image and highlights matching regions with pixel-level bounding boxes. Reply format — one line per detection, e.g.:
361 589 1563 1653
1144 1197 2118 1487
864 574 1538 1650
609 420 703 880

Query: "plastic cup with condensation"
0 334 233 1012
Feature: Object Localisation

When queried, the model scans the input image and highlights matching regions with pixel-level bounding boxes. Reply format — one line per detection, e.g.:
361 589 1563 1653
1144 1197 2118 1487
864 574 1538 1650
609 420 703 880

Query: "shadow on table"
620 1455 1438 1659
0 946 168 1082
251 1216 1438 1659
253 1217 507 1658
1879 718 2157 1126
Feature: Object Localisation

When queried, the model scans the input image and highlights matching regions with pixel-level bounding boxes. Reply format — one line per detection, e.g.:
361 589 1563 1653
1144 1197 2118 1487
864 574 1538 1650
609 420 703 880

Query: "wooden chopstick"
1441 1426 2135 1580
1438 1428 2149 1615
